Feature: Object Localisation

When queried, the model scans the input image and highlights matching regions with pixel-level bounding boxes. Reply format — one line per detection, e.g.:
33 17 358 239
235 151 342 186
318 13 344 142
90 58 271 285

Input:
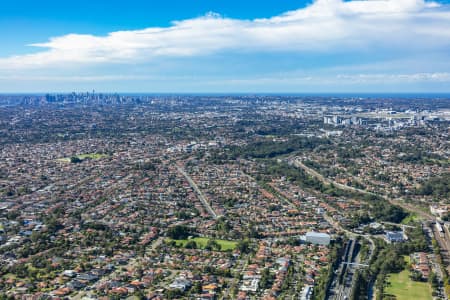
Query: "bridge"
342 262 369 267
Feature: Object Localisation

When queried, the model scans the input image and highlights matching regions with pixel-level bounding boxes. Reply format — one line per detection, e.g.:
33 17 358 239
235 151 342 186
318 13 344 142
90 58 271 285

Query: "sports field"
57 153 108 162
170 237 238 251
385 256 432 300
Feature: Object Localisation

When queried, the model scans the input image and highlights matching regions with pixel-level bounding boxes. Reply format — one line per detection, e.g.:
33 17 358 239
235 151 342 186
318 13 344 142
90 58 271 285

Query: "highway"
327 238 359 300
323 207 375 300
176 165 218 219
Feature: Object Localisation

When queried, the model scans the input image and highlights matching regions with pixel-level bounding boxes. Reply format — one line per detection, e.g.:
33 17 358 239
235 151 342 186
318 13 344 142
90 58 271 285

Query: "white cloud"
209 72 450 86
336 72 450 82
0 75 159 82
2 72 449 85
0 0 449 70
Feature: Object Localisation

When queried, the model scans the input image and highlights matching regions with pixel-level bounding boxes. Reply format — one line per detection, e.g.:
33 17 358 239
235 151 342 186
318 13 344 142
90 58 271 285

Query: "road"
381 221 415 229
241 170 299 210
222 257 248 300
150 236 164 251
72 236 164 299
176 165 218 219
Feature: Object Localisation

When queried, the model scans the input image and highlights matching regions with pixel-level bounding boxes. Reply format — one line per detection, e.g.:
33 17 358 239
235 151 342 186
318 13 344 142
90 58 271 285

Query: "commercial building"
385 231 405 243
305 232 331 245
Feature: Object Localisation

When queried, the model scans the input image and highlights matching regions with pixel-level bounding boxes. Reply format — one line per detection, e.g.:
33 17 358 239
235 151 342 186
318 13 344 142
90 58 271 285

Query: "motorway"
324 207 375 300
327 238 359 300
176 165 218 219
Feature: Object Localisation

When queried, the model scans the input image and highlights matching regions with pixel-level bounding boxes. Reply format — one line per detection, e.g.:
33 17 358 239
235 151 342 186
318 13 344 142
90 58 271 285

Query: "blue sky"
1 0 450 93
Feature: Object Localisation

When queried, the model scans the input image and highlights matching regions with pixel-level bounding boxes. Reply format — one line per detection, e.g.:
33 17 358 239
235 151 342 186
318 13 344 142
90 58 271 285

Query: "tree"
205 239 221 251
410 270 423 281
259 268 273 289
167 225 192 239
192 281 202 294
237 239 251 254
185 240 197 249
70 156 82 163
429 272 439 288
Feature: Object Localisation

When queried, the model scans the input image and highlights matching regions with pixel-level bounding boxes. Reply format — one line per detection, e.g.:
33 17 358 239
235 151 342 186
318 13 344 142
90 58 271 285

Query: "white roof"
306 232 330 238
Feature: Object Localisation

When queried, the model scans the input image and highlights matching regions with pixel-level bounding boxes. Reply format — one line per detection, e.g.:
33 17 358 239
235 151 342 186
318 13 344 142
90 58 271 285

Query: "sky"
1 0 450 93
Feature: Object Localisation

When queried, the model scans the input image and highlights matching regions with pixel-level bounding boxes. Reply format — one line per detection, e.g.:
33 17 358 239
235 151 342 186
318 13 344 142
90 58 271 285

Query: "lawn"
169 237 238 251
57 153 108 162
3 273 17 280
77 153 108 159
385 256 432 300
401 213 418 224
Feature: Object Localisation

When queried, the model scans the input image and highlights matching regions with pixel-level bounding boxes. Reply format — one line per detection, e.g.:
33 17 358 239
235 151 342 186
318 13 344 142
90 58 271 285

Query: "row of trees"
416 173 450 199
209 136 329 163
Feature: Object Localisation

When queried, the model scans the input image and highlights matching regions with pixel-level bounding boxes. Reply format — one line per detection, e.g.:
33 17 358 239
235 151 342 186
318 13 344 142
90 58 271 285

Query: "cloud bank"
1 0 449 70
1 0 450 92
